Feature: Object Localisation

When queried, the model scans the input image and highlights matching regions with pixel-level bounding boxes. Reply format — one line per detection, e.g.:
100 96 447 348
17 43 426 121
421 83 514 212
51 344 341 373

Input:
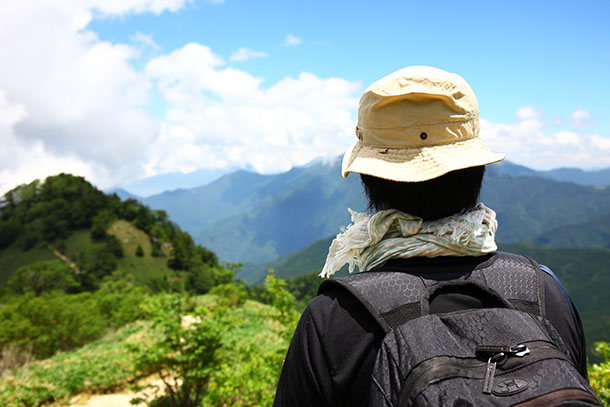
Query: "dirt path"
47 243 84 274
70 379 165 407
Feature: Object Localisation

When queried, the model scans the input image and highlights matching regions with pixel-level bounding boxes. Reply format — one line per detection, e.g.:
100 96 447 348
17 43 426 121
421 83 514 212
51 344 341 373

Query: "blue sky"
89 0 610 125
1 0 609 195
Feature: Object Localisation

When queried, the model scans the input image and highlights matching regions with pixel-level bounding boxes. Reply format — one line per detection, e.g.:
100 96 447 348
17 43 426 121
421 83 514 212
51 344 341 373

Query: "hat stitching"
353 136 489 152
358 117 477 131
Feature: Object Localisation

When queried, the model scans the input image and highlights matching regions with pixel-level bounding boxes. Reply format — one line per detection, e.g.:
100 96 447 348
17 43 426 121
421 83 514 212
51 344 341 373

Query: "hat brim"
342 137 505 182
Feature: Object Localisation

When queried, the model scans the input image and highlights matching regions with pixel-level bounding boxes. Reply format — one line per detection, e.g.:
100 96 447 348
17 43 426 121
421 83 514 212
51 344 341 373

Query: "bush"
7 259 78 296
151 243 162 257
106 234 124 258
589 341 610 405
130 294 222 407
0 292 106 358
0 274 147 359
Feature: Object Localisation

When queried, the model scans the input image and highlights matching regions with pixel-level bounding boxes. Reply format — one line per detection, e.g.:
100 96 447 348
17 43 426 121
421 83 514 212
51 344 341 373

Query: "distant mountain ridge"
140 159 610 265
491 161 610 186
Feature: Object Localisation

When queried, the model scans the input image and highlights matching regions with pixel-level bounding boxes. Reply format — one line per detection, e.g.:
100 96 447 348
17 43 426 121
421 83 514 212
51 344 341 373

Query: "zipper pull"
510 344 530 357
482 353 505 394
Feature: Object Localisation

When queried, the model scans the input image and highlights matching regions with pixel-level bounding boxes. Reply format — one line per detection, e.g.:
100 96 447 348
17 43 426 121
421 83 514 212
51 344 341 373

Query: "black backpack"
319 252 602 407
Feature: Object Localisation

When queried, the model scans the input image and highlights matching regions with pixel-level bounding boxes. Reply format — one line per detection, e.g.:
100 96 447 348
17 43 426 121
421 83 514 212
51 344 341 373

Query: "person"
273 66 589 407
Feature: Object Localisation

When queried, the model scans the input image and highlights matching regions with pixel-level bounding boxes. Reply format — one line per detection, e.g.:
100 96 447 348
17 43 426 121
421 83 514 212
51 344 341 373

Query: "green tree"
135 244 144 257
8 260 78 296
130 294 222 407
89 247 118 278
105 234 124 258
41 213 69 241
151 243 162 257
0 218 20 249
90 209 116 240
21 229 40 251
263 270 299 328
167 230 195 270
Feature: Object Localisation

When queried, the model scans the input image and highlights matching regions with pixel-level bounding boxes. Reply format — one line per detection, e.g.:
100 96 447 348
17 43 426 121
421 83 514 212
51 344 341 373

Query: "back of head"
361 166 485 220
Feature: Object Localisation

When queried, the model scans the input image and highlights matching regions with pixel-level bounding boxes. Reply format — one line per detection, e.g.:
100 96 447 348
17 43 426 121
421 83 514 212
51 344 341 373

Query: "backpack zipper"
398 341 567 407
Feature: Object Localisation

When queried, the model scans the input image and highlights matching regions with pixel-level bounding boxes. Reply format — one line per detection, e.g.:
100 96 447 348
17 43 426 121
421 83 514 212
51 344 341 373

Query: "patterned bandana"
320 203 498 278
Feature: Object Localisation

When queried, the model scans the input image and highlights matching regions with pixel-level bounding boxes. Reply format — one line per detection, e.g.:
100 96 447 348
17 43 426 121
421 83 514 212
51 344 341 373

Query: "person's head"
360 166 485 220
342 66 504 219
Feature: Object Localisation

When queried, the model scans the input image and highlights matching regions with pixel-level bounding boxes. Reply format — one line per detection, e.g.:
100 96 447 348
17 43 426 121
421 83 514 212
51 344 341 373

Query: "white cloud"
0 0 187 194
230 47 268 62
481 106 610 170
130 31 161 50
90 0 189 16
284 33 302 47
515 105 539 121
570 108 592 128
145 43 360 175
591 134 610 150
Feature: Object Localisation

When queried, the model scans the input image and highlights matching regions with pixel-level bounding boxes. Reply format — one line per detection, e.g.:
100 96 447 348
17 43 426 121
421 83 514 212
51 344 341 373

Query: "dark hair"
360 166 485 220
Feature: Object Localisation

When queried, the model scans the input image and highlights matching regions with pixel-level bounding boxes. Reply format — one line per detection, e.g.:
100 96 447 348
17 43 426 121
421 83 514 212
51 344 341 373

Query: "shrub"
589 341 610 405
130 294 222 407
106 234 124 258
7 259 78 296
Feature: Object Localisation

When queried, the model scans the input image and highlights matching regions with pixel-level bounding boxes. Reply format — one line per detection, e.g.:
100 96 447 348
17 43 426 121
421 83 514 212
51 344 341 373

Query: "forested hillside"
0 174 298 406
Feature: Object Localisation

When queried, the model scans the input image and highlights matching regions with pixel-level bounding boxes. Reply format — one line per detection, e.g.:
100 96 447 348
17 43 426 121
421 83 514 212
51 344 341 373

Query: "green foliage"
200 302 291 407
7 259 78 296
167 230 195 271
106 234 124 258
0 218 20 250
0 274 146 359
200 274 297 406
0 322 154 407
136 244 144 257
89 246 118 278
283 270 325 311
90 209 116 240
130 273 297 407
186 264 234 295
263 270 299 329
209 283 248 308
151 243 162 257
589 342 610 405
130 294 222 407
0 292 107 359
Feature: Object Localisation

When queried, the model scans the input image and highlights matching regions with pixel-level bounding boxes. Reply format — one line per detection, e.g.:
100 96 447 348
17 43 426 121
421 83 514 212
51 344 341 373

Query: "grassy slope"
0 321 156 407
0 220 176 288
107 220 174 284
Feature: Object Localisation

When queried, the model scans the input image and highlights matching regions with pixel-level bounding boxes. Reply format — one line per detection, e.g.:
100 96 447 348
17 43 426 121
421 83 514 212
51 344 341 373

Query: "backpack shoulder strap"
318 271 427 333
476 252 546 318
539 264 576 317
318 252 549 332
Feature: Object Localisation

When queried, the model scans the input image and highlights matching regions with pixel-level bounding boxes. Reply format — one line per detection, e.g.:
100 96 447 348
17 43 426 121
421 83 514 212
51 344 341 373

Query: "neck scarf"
320 203 498 278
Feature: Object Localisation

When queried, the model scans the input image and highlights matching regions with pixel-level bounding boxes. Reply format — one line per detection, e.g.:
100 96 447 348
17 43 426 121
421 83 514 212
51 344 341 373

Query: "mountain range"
135 158 610 268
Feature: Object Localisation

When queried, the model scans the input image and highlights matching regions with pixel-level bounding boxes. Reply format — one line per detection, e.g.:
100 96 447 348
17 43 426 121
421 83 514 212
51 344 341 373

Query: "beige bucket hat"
342 66 505 182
